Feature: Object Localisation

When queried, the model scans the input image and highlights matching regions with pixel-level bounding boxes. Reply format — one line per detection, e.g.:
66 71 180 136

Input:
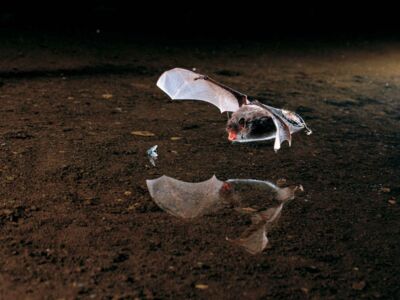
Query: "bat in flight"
157 68 312 152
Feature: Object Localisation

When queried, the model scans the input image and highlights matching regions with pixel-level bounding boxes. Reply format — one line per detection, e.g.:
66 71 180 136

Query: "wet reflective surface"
2 35 399 299
147 175 303 254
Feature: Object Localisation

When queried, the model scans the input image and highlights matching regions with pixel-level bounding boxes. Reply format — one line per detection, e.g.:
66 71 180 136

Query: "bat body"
157 68 312 152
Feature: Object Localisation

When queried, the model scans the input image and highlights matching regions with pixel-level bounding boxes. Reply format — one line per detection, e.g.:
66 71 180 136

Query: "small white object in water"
147 145 158 166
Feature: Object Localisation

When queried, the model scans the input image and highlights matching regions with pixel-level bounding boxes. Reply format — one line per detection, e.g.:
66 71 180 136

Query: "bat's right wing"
157 68 247 113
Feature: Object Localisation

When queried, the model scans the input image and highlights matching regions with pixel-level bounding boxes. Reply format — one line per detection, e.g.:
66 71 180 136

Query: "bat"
157 68 312 152
146 175 303 254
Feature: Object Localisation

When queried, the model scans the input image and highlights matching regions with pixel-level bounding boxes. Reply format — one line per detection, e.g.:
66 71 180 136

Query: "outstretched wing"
146 175 224 219
157 68 247 113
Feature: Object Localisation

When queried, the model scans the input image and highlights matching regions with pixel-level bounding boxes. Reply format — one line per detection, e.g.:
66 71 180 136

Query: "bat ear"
238 118 246 128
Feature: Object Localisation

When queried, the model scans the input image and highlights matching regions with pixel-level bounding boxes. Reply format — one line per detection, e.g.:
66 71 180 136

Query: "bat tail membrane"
293 113 312 135
256 103 314 151
275 185 303 203
277 109 312 136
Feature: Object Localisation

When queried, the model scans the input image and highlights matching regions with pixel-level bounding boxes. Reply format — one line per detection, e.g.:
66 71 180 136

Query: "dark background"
1 1 398 39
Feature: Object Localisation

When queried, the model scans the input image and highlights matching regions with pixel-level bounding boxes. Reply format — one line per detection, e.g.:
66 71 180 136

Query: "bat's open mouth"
228 131 238 141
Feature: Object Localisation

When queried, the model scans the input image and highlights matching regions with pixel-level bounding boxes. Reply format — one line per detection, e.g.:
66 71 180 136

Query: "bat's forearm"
195 75 248 106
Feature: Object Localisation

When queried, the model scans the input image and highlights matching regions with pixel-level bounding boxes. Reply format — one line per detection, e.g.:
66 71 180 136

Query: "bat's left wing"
157 68 248 113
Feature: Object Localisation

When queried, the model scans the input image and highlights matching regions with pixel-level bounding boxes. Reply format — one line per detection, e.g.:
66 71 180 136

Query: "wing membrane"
157 68 241 113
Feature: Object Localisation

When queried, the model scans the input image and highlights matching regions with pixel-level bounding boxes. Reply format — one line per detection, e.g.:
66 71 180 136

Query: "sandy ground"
0 33 399 299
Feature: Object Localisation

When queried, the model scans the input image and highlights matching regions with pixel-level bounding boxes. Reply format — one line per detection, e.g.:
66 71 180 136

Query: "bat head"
226 105 275 141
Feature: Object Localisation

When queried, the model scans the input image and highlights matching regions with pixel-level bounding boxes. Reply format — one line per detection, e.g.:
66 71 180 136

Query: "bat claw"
194 75 208 81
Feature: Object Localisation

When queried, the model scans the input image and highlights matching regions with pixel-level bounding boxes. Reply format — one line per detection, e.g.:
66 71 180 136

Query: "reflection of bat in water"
146 175 303 254
227 204 283 255
157 68 312 152
225 180 303 254
146 175 225 219
146 176 298 219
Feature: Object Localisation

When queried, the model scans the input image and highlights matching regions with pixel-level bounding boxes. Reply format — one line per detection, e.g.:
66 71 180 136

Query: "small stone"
124 191 132 196
83 198 96 205
352 281 366 290
131 131 155 137
388 199 396 205
235 207 257 213
195 284 208 290
276 178 287 186
6 176 15 181
300 287 309 294
1 209 13 216
127 203 140 211
380 187 391 193
101 93 113 99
